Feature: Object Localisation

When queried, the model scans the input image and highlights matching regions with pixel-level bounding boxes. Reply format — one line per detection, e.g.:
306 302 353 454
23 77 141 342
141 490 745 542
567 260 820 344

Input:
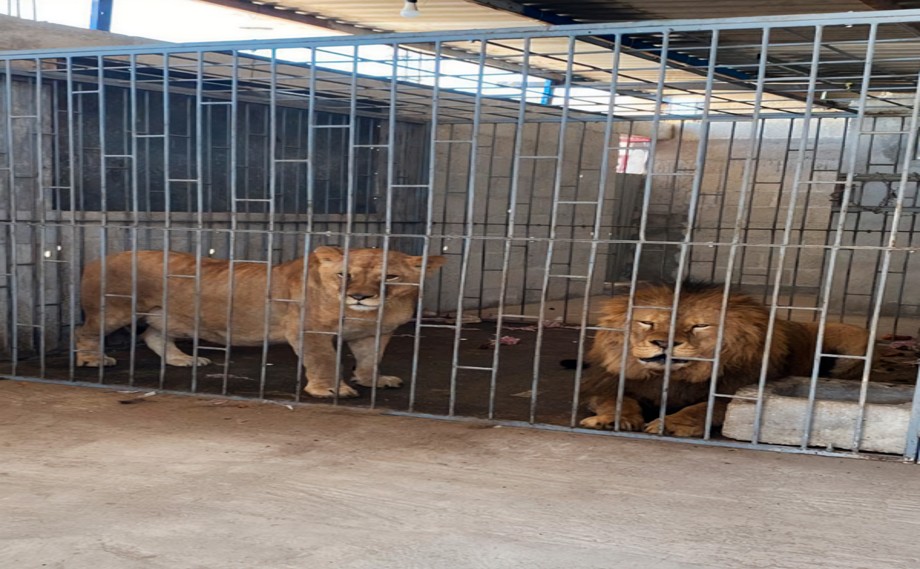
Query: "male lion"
579 281 870 437
75 247 445 398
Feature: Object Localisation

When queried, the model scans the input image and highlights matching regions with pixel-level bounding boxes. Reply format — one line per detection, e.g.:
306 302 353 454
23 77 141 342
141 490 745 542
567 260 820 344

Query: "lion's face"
312 247 446 311
590 283 772 383
629 304 720 371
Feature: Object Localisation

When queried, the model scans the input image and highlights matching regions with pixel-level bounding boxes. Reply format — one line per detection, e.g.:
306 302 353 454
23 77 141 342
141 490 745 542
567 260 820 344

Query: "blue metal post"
90 0 113 31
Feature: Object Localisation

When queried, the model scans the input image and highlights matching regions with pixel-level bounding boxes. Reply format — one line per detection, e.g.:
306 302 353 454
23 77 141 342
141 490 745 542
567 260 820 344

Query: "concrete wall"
423 121 628 316
645 117 920 318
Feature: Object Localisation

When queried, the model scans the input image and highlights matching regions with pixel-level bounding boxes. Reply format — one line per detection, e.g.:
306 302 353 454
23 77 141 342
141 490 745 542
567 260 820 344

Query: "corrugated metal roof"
194 2 920 117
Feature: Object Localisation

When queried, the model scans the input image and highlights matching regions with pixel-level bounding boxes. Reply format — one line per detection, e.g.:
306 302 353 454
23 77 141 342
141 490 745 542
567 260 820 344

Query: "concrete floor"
1 380 919 569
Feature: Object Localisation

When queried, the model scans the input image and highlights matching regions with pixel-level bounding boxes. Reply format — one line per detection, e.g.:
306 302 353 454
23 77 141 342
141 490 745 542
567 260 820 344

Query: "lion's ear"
312 246 344 264
412 255 446 273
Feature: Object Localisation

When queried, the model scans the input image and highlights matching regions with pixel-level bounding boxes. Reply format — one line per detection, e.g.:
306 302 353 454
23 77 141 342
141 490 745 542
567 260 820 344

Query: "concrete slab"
723 377 915 454
1 380 920 569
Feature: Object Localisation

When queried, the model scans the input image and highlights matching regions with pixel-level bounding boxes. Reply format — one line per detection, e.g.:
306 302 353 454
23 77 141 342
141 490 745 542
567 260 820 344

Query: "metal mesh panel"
1 10 919 461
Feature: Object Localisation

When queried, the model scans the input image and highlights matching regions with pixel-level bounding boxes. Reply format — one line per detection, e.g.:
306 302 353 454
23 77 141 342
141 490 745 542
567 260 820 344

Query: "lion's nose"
349 293 373 301
651 339 682 349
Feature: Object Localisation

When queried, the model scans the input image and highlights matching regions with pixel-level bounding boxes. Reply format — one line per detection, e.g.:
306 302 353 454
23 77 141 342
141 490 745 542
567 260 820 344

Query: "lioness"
579 281 871 437
75 247 445 398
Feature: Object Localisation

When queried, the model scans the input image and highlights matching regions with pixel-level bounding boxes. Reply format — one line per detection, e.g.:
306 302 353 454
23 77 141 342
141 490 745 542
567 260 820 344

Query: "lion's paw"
644 418 704 438
352 375 403 389
165 354 212 367
579 414 644 431
304 382 359 399
76 354 117 367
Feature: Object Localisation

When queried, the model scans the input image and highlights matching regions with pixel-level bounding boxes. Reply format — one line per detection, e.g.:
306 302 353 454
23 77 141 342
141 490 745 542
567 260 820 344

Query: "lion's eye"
385 274 400 281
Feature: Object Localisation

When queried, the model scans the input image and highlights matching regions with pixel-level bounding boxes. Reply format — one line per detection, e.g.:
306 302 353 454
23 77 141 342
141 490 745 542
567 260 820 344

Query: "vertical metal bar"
293 45 318 404
569 33 622 427
257 48 279 400
95 54 108 385
613 28 672 432
90 0 113 32
488 37 532 419
705 27 771 439
448 39 487 417
34 58 47 377
65 57 78 380
190 51 206 393
904 366 920 461
655 29 718 435
127 53 140 386
331 45 360 405
530 34 575 424
220 51 240 396
2 60 19 374
158 52 172 390
801 24 879 450
851 63 920 454
409 40 442 413
368 41 400 409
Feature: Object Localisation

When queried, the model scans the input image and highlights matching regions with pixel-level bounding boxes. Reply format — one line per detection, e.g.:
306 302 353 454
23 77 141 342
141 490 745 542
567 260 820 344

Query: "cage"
2 9 920 461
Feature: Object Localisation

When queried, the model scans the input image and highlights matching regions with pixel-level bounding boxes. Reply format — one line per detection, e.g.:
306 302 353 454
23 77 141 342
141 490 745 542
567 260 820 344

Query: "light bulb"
400 0 419 18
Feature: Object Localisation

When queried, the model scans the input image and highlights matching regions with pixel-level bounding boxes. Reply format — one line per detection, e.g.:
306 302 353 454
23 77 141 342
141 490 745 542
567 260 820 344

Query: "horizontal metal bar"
383 411 907 462
3 9 920 59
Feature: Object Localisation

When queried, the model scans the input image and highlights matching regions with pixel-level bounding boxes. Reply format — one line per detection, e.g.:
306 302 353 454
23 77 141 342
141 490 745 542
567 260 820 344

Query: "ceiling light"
400 0 420 18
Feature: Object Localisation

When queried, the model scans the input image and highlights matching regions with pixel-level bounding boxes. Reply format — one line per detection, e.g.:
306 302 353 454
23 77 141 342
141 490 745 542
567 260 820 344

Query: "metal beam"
858 0 920 36
464 0 848 111
198 0 567 82
90 0 113 31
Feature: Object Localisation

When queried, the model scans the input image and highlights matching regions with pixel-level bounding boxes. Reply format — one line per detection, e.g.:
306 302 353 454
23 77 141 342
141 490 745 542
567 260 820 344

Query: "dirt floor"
1 380 920 569
4 320 918 431
3 322 592 425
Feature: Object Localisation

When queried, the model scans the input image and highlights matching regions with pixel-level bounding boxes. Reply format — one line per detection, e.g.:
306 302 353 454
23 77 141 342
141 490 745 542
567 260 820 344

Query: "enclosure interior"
2 14 920 455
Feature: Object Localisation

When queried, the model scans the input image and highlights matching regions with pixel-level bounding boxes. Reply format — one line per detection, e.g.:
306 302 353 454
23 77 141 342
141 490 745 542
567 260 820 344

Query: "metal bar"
528 35 575 424
367 43 400 409
704 27 772 439
256 48 279 400
448 39 488 417
654 28 717 437
568 33 622 428
6 10 920 59
852 66 920 454
486 36 531 420
190 51 206 393
157 52 172 391
89 0 113 32
801 24 879 451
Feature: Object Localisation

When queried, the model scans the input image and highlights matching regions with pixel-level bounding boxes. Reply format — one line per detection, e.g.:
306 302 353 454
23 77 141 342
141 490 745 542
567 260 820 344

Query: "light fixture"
400 0 420 18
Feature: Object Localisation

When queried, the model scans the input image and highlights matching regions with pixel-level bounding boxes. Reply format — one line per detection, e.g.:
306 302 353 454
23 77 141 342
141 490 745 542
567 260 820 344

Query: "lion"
578 281 871 437
75 247 445 398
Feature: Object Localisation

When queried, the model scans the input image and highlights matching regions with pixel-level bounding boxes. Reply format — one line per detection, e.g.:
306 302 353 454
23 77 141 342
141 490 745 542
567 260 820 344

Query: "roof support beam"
198 0 567 82
858 0 920 36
